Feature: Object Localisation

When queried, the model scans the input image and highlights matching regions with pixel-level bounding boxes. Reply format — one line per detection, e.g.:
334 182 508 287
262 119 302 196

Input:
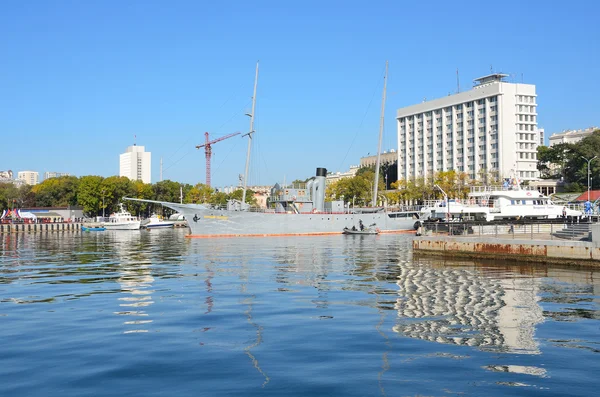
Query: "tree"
229 189 257 206
101 176 134 214
0 183 21 209
185 183 214 204
31 176 80 207
130 180 154 216
209 192 229 207
537 143 572 179
153 180 185 203
77 175 104 216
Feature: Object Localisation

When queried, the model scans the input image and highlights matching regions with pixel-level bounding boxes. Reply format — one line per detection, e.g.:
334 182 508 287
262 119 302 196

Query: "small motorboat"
82 225 106 232
142 214 175 229
343 221 380 235
343 227 379 235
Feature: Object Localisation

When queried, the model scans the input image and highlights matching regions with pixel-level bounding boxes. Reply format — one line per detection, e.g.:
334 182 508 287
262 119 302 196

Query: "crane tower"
196 131 241 187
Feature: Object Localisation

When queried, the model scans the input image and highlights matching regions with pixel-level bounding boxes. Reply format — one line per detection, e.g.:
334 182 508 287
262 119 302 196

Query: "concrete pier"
413 235 600 267
0 223 82 234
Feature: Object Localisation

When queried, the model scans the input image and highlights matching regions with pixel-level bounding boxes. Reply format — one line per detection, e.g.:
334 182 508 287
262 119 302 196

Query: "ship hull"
165 204 415 237
104 221 141 230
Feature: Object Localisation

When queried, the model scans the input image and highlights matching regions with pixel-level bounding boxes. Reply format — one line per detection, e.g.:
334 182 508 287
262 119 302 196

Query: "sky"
1 0 599 188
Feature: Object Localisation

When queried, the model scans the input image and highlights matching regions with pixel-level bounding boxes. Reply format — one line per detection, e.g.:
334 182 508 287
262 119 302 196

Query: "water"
1 230 599 396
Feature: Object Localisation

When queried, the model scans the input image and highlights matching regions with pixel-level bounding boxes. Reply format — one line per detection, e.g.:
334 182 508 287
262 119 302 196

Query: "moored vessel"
420 182 582 222
104 204 141 230
142 214 175 229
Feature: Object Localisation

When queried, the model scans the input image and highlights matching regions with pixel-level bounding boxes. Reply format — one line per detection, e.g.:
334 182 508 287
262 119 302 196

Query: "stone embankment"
413 233 600 267
0 222 82 234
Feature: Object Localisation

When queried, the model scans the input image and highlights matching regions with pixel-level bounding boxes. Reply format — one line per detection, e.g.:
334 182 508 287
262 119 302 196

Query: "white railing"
469 185 537 193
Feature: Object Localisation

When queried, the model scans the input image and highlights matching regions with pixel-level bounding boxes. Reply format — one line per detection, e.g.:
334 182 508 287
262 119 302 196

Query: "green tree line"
537 129 600 192
325 167 483 206
0 176 256 216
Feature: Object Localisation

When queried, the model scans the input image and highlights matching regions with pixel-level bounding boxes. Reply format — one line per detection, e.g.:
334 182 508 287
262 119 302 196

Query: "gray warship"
125 167 418 237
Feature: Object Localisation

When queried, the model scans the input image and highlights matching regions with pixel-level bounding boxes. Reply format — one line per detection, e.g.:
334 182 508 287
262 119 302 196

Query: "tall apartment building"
44 172 71 180
548 126 598 147
17 171 39 185
397 73 539 182
119 145 151 184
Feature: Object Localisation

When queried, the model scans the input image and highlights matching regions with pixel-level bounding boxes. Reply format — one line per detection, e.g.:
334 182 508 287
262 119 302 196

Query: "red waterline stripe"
185 230 415 238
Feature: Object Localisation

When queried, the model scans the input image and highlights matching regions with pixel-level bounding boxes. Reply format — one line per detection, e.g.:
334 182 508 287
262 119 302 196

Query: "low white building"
548 126 598 146
326 165 359 185
44 172 71 180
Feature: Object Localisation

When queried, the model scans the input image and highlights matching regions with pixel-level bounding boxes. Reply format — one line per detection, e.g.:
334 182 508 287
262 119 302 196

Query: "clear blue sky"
1 0 598 187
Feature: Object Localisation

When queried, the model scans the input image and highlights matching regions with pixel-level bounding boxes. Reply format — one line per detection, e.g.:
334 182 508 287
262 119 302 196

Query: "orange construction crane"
196 131 241 187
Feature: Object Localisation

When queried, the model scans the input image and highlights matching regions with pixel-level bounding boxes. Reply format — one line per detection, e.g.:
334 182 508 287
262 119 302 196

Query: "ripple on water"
0 232 599 396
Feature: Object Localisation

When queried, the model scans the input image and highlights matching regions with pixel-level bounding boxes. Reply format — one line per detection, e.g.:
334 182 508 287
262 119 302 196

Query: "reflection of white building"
111 232 155 333
393 263 543 354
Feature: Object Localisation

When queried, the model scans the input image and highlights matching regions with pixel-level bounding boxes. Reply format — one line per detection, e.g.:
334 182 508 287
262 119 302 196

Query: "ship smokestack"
306 179 314 201
315 167 327 212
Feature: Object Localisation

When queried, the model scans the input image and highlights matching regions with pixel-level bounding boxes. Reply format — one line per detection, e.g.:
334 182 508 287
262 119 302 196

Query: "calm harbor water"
1 230 599 396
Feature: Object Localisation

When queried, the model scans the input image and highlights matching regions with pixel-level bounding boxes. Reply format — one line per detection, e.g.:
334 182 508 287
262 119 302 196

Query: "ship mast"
372 61 388 207
242 62 259 205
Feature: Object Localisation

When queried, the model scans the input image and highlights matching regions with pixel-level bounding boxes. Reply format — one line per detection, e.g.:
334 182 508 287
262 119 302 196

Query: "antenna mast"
456 68 460 93
372 61 388 207
160 157 163 181
242 62 259 204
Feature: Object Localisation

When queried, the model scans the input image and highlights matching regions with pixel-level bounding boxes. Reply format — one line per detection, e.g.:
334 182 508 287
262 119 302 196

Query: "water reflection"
0 229 187 312
106 231 156 333
393 260 544 354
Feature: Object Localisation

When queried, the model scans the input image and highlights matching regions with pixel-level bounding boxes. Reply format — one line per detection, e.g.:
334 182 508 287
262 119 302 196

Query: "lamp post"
101 189 106 219
582 156 597 202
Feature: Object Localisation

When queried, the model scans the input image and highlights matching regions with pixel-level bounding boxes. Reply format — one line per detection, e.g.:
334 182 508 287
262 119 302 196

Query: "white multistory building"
120 145 151 184
44 172 70 180
17 171 39 185
397 73 539 182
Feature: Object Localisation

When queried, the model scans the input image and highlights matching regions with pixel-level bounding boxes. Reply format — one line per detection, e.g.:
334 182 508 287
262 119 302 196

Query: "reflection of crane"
196 131 241 187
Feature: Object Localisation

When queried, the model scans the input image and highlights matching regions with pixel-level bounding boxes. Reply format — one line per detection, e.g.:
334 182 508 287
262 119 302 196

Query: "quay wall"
413 236 600 267
0 223 82 234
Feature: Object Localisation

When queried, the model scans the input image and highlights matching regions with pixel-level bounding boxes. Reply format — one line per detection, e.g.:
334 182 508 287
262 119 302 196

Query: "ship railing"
422 198 496 208
469 185 537 193
387 205 423 212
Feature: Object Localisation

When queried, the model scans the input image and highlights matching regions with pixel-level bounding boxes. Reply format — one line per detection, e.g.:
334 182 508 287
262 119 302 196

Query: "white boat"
142 214 175 229
420 181 582 222
104 204 141 230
